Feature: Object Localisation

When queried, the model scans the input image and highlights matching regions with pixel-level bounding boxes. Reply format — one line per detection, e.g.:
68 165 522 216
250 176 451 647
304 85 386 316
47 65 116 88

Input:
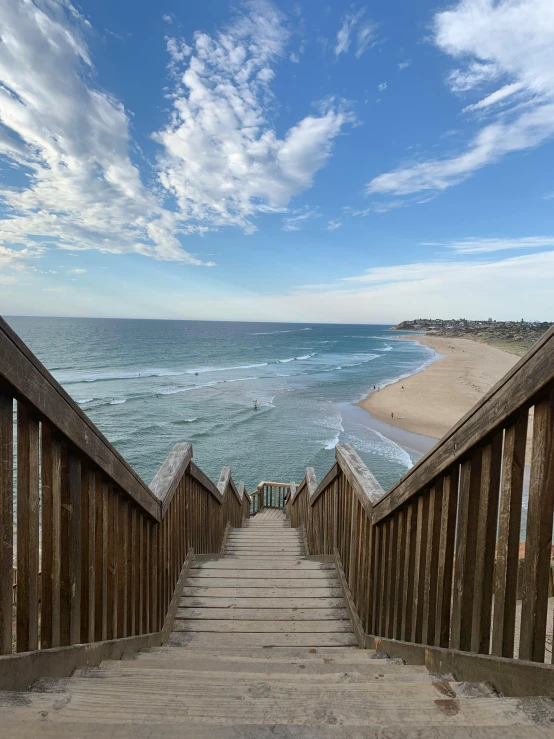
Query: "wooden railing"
0 317 249 687
249 480 293 516
289 324 554 696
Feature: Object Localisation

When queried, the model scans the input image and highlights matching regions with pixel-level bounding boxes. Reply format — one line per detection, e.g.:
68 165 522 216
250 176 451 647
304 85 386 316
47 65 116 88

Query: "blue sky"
0 0 553 322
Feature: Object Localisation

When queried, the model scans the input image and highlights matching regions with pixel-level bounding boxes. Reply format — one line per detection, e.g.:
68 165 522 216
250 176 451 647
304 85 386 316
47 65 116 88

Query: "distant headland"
391 318 552 356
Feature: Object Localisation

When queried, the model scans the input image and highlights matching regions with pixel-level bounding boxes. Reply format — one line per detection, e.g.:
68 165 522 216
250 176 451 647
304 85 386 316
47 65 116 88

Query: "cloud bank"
367 0 554 197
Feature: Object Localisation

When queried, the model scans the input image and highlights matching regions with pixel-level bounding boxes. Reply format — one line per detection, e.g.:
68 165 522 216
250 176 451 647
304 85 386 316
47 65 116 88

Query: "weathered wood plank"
182 587 342 598
170 632 359 647
471 433 503 654
175 607 349 620
492 410 528 657
150 443 192 515
180 596 346 609
185 578 338 588
192 560 331 570
422 483 441 646
450 449 481 652
434 468 458 648
519 389 554 662
0 391 13 655
190 569 333 579
16 404 39 653
172 619 354 633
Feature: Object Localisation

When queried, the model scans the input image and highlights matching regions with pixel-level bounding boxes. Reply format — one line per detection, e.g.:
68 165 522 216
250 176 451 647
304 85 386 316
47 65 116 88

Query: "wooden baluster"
145 519 151 633
385 515 397 638
492 410 528 657
370 524 381 635
106 488 117 641
0 391 13 655
412 493 429 644
80 466 96 643
471 432 503 654
400 501 417 642
16 404 40 652
59 448 82 646
130 506 137 636
41 426 61 650
393 508 406 640
95 478 107 642
520 390 554 662
118 496 128 638
435 468 459 647
138 513 144 635
378 520 389 637
151 521 158 632
422 482 442 645
451 450 482 651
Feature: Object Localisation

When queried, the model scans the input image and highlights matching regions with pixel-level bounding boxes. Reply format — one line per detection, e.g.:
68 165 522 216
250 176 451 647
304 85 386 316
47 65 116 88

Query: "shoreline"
357 334 519 441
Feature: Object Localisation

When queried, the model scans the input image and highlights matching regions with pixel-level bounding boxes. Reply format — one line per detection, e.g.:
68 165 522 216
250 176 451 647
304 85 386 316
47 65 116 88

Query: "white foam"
76 398 94 404
252 328 313 335
110 399 126 405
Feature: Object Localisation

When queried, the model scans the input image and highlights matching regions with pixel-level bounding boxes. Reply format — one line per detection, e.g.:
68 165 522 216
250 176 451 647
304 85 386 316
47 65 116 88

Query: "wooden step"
63 668 462 697
183 587 343 597
185 578 336 588
0 721 551 738
176 608 349 620
190 569 334 579
171 619 354 633
2 688 552 728
169 632 359 647
192 560 333 570
180 596 347 608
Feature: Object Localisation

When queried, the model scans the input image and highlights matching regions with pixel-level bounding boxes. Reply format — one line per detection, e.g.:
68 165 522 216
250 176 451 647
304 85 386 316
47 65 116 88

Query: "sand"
358 335 519 440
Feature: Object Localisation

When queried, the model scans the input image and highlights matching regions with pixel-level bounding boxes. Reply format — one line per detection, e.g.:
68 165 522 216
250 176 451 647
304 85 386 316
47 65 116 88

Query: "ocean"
6 317 437 493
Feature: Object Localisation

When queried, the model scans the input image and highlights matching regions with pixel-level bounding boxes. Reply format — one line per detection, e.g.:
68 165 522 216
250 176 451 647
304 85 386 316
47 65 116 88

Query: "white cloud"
0 275 18 285
0 245 44 269
45 287 64 293
462 81 524 113
367 0 554 197
70 268 87 274
0 0 212 265
426 235 554 254
282 207 320 232
335 9 377 59
378 82 387 92
155 2 353 234
326 220 342 231
398 60 411 71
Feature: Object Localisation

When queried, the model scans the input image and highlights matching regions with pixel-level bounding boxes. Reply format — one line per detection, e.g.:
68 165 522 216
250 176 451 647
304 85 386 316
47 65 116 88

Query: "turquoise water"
7 317 437 492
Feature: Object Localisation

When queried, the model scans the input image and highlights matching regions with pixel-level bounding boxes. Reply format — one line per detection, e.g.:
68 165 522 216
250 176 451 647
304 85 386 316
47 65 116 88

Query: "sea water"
7 317 437 492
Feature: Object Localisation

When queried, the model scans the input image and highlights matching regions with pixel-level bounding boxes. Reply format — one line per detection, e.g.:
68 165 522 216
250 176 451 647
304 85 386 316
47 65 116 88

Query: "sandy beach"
358 335 519 440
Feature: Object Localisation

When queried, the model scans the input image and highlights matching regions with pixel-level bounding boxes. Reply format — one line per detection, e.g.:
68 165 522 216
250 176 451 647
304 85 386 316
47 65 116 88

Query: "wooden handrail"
0 318 250 675
373 322 554 524
0 316 159 520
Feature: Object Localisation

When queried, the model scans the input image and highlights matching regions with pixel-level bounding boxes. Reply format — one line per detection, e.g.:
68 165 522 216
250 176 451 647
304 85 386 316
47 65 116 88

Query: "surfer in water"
253 399 259 410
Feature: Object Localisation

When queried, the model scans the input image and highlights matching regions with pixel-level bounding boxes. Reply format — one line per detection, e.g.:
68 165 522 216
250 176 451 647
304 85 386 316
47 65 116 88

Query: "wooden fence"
0 317 249 669
288 324 554 695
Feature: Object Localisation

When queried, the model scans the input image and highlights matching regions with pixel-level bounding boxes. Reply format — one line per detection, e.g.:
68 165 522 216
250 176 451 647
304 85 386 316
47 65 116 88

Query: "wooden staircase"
1 512 554 735
1 317 554 735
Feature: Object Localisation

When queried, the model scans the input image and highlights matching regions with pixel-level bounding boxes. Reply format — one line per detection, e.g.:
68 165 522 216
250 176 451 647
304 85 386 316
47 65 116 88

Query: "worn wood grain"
0 391 13 655
519 389 554 662
492 411 528 658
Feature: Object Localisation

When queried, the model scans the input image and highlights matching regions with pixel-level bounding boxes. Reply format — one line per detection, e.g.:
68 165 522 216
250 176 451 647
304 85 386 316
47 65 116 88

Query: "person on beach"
391 411 394 418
